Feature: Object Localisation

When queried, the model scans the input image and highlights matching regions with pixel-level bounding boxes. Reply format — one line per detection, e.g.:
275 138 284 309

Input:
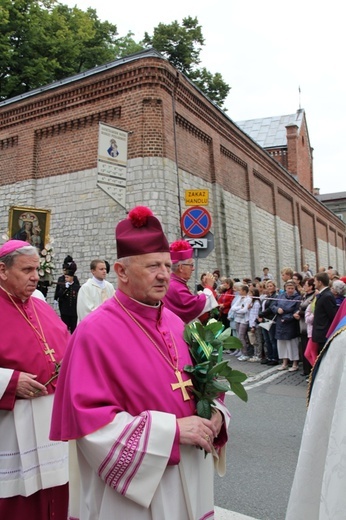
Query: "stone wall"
1 156 322 291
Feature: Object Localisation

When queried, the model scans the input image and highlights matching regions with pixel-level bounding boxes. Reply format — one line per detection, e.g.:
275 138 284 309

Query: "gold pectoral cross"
44 343 56 362
171 370 193 401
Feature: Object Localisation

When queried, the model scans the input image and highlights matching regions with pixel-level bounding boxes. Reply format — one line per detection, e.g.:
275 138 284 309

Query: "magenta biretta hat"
115 206 169 258
169 240 193 263
0 240 30 258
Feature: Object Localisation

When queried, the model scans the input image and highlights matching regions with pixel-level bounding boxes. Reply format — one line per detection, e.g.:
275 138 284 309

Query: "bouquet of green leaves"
184 319 248 419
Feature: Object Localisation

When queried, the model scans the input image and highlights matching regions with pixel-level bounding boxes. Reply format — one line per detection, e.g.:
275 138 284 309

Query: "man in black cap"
54 261 80 332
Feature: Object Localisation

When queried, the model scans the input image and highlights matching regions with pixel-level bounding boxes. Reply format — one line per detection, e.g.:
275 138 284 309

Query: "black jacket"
258 291 278 320
312 288 337 343
55 279 80 317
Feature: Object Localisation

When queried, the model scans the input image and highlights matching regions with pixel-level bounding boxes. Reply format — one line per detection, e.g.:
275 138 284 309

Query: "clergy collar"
128 296 161 309
115 289 163 322
91 276 106 288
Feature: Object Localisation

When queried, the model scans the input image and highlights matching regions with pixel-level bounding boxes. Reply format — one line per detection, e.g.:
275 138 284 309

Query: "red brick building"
0 49 345 282
236 110 313 192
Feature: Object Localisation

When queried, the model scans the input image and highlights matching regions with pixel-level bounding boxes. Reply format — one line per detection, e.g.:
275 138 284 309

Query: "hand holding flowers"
184 319 248 420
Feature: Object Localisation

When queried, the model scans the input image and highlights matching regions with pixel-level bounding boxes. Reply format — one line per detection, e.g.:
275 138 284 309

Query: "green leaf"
222 336 243 350
183 326 192 344
217 364 233 377
194 321 206 340
205 321 224 337
196 399 212 419
204 330 215 343
225 370 248 383
217 328 232 342
230 382 248 402
184 318 248 417
211 379 230 392
209 339 222 349
208 360 229 377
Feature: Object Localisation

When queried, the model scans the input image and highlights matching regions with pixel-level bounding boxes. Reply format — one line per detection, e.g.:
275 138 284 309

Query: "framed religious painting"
8 206 51 252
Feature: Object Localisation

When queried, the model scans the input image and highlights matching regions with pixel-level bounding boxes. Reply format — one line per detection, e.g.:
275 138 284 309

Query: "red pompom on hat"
115 206 169 258
127 206 153 227
0 239 32 258
169 239 193 263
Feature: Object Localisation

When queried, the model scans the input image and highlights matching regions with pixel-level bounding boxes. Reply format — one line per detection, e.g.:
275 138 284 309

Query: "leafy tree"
142 16 230 108
190 68 231 109
0 0 141 100
142 16 204 75
0 4 229 108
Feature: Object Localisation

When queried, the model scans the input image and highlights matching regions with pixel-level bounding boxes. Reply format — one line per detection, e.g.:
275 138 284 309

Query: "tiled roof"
318 192 346 201
236 109 304 148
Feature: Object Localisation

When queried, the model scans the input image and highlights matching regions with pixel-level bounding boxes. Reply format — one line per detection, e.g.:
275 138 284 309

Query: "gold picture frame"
8 206 51 251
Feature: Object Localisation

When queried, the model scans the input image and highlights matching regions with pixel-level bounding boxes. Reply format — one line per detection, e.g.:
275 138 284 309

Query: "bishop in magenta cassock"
50 207 230 520
0 240 70 519
163 240 218 324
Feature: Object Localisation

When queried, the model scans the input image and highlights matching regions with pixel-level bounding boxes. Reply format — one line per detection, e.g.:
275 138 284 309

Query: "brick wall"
296 118 313 192
0 52 345 284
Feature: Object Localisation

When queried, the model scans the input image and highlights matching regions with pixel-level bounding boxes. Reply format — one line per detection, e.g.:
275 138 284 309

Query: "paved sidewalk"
223 350 308 388
215 506 259 520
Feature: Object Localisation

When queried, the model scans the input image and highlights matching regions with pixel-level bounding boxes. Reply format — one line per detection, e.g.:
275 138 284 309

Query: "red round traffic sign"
181 206 212 238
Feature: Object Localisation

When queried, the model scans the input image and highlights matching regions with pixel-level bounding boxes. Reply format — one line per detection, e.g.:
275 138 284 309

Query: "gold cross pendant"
171 370 193 401
43 343 56 362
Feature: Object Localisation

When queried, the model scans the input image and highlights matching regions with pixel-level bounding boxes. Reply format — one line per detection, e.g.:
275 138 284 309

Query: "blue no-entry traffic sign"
181 206 212 238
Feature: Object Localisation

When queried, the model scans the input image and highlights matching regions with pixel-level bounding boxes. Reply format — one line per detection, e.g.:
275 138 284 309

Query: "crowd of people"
1 212 346 520
211 265 345 378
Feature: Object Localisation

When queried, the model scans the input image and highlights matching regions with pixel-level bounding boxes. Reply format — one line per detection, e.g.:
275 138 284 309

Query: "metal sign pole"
194 249 199 294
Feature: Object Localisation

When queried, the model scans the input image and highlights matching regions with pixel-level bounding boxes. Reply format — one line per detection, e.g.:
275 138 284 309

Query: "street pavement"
223 350 309 388
214 350 308 520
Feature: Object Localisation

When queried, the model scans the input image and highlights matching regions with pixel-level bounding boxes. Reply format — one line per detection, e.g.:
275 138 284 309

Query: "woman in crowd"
213 269 222 294
257 280 279 365
292 272 304 294
228 282 243 354
231 284 252 361
272 280 301 371
248 287 262 362
217 277 234 329
293 277 316 376
196 272 207 292
301 263 313 278
331 279 346 306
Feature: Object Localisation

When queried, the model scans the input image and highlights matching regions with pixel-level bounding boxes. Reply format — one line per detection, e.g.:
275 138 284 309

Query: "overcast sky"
65 0 344 194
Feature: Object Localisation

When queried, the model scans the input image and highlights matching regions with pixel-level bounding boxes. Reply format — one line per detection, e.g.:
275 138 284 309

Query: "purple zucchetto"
169 240 194 263
0 240 31 258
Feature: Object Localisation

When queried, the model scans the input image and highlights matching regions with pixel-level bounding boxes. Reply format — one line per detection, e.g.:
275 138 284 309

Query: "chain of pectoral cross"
114 295 193 401
5 289 57 363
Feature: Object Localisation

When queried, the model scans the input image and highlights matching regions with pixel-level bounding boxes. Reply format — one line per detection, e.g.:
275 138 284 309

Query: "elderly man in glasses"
163 239 218 323
0 240 69 520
